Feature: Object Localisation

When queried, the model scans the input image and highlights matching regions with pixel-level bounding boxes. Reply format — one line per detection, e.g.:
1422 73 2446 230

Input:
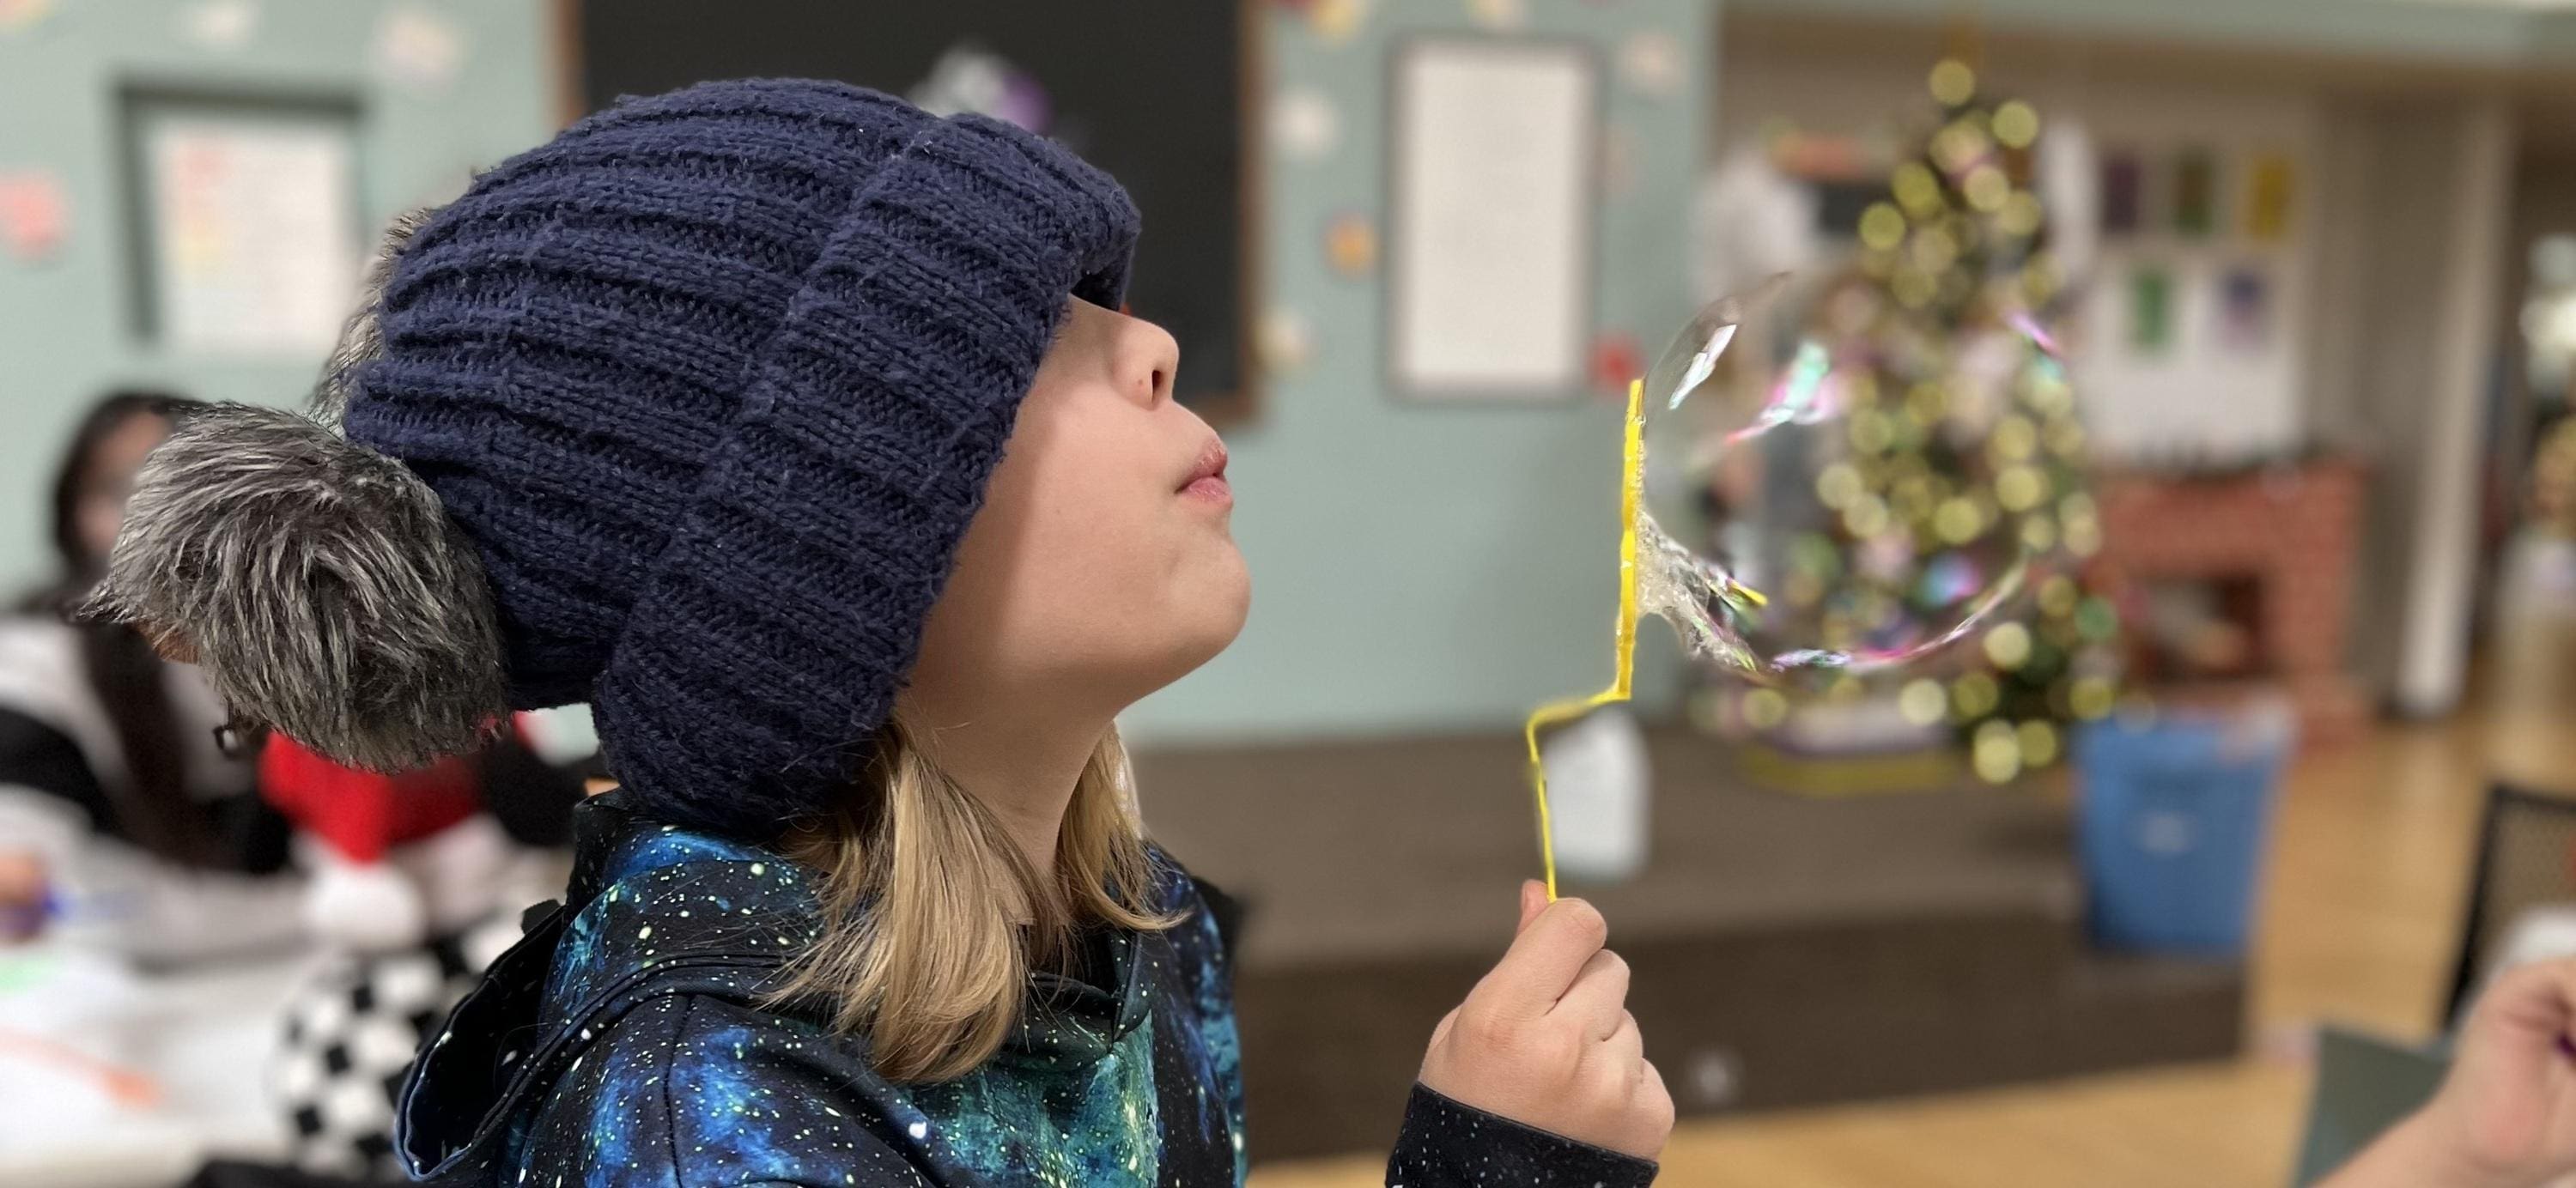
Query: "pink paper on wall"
0 171 68 262
0 0 54 33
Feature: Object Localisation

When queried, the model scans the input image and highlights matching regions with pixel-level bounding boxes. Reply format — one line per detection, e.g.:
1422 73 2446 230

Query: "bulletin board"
569 0 1256 421
2066 85 2318 465
116 85 366 356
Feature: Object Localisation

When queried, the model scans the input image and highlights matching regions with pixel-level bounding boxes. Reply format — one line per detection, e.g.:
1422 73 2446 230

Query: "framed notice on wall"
1388 39 1599 399
121 87 364 355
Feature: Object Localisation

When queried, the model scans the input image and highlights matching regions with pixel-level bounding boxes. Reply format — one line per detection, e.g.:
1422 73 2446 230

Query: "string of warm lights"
1749 58 2124 783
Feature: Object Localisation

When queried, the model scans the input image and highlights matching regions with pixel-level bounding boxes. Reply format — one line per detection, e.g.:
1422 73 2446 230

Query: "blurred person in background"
0 390 307 963
0 389 585 1185
0 391 587 1185
0 395 584 965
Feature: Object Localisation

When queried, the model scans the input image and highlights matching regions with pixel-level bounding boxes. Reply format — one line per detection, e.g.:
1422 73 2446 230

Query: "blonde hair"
774 719 1178 1082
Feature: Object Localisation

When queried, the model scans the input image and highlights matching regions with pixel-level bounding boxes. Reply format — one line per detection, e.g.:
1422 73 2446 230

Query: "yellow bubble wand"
1520 287 1786 900
1521 379 1647 903
1519 282 2050 900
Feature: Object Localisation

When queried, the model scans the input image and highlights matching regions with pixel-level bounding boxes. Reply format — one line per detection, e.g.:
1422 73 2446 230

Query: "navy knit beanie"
331 79 1139 837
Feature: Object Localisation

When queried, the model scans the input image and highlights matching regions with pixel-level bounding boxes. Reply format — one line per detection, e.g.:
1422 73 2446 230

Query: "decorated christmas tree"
1728 59 2123 783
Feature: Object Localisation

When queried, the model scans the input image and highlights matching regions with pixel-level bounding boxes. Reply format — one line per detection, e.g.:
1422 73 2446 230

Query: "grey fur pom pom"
309 206 430 428
85 403 508 772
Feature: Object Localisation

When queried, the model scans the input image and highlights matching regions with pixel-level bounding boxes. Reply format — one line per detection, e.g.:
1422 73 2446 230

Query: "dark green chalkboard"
574 0 1253 417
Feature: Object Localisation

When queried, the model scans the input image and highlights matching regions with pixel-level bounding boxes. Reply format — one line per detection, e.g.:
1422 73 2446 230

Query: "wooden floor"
1252 666 2576 1188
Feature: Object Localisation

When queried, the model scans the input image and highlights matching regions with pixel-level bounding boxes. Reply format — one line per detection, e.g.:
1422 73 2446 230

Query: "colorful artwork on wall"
2129 265 2172 352
1324 209 1377 278
2220 265 2270 353
0 170 67 263
2245 152 2294 242
2101 151 2142 235
2172 148 2215 237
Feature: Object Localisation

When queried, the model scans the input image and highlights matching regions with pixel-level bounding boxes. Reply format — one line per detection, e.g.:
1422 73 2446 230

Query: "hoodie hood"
396 790 1163 1184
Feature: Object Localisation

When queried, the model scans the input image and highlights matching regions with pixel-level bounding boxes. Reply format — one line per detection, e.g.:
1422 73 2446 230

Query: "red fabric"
256 736 485 864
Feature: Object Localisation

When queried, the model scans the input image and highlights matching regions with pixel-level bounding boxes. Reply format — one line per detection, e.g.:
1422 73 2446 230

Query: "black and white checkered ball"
270 913 521 1180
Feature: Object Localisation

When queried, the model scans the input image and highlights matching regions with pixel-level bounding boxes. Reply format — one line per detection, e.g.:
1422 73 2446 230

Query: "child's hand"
1417 880 1674 1160
2327 958 2576 1188
2421 958 2576 1185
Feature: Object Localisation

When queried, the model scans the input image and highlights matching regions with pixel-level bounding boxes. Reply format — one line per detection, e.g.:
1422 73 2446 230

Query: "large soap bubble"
1631 276 2053 682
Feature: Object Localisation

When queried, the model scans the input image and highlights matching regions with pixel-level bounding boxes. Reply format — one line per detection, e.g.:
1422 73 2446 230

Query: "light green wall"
1738 0 2576 68
1124 0 1711 742
0 0 556 591
3 0 1702 744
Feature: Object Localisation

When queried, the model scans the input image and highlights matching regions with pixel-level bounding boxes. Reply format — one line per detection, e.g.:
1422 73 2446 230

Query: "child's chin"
1197 550 1253 648
1153 571 1253 687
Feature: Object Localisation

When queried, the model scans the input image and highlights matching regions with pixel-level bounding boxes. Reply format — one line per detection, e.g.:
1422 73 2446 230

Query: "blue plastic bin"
2075 707 2295 955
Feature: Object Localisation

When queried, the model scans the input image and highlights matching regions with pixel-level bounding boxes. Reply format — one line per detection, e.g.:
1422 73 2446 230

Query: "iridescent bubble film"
1631 276 2063 682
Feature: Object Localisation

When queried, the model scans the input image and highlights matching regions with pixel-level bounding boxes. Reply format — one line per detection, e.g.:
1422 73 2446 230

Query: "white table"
0 943 307 1188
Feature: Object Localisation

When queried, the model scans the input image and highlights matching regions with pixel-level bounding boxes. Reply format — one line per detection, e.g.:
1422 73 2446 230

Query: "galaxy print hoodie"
396 790 1657 1186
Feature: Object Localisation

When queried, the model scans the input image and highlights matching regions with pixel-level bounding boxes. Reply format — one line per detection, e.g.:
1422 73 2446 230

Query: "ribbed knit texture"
342 79 1139 837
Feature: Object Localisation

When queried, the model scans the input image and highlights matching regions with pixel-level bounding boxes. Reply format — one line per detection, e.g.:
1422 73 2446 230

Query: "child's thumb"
1517 879 1547 933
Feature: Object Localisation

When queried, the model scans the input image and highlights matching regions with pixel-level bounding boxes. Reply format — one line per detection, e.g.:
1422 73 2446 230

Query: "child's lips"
1180 438 1230 506
1182 474 1233 506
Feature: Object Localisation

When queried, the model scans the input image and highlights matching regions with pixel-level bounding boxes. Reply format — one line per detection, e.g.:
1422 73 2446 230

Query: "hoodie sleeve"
1386 1084 1658 1187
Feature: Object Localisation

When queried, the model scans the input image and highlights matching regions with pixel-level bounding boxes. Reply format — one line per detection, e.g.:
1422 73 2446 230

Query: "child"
93 80 1669 1185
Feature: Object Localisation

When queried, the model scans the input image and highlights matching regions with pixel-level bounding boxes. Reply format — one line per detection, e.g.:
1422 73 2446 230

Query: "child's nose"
1120 318 1181 409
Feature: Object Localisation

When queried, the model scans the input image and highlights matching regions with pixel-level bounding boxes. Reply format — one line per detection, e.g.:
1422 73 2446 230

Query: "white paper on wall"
1388 41 1597 397
179 0 258 50
145 117 360 355
373 5 465 92
1270 87 1340 162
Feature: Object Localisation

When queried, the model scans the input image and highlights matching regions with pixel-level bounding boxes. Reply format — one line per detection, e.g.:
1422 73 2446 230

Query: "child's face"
907 300 1249 719
79 412 172 572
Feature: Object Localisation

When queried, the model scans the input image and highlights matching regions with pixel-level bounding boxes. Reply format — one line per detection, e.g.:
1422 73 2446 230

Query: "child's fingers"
1477 898 1608 1018
2482 959 2576 1048
1426 1006 1460 1052
1600 1010 1643 1070
1517 879 1547 934
1554 948 1633 1040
